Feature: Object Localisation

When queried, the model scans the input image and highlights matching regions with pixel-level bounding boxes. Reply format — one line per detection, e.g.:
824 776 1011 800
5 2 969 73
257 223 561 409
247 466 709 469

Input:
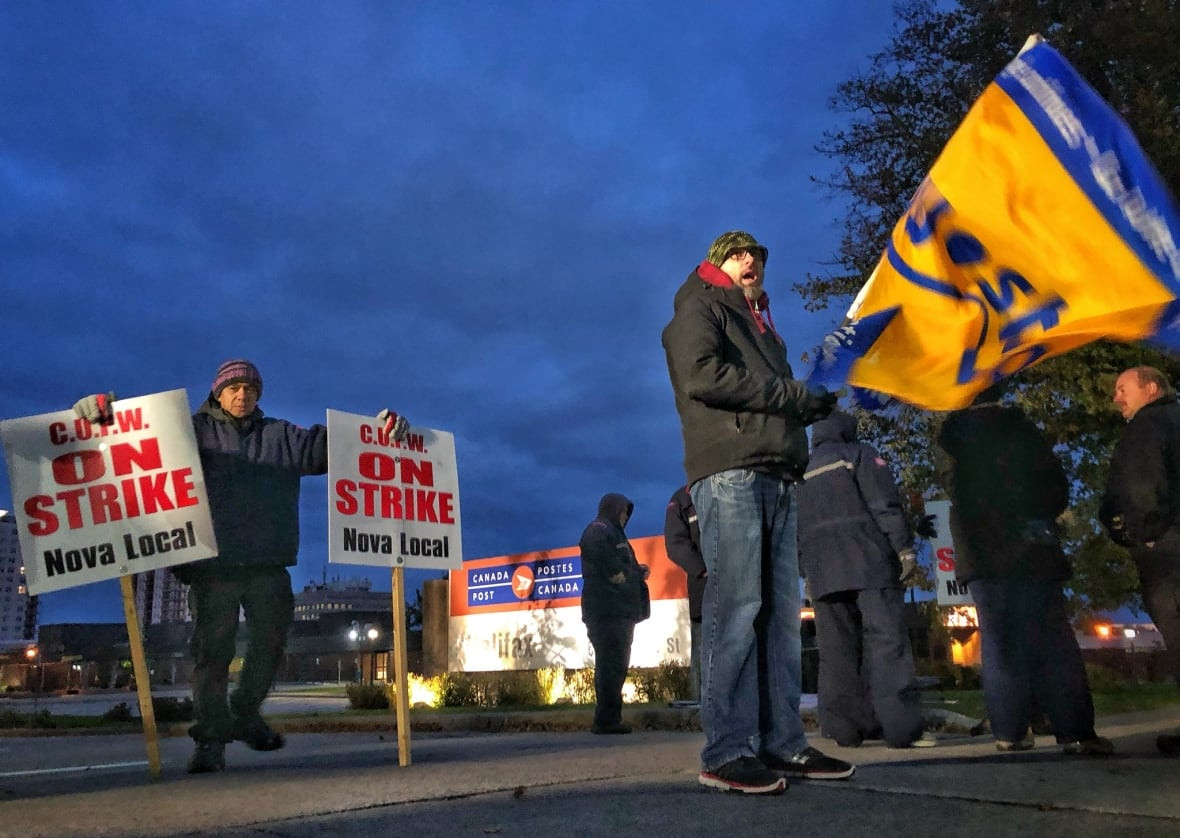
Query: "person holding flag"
662 230 848 795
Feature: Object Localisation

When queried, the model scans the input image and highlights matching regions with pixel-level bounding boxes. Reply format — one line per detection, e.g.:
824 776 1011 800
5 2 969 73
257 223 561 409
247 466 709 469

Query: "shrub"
491 672 545 707
439 673 482 707
346 682 390 710
102 702 135 723
151 696 194 723
629 663 691 703
563 667 596 705
1085 663 1131 691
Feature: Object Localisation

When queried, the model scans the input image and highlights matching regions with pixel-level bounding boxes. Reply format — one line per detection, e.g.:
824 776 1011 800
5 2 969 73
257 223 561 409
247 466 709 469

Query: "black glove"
1107 514 1133 547
801 384 838 424
898 549 918 584
73 392 117 424
916 514 938 539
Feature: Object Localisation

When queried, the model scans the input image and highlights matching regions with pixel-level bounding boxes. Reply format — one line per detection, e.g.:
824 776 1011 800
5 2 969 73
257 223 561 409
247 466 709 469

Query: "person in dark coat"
662 230 850 795
797 411 926 749
74 359 409 773
1100 365 1180 756
937 389 1111 755
579 492 647 735
665 485 706 702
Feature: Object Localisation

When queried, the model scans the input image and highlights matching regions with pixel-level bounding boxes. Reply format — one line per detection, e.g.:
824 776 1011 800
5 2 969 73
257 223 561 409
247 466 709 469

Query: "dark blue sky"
1 1 900 624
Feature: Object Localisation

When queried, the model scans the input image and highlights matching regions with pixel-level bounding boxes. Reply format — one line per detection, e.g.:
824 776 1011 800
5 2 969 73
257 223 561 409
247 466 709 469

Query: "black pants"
815 587 923 748
585 618 636 727
186 566 294 743
971 578 1096 742
1134 549 1180 689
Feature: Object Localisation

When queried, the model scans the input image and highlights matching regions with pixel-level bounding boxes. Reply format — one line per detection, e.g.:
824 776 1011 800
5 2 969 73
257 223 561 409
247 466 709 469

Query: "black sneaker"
764 747 855 780
699 757 787 794
590 722 632 735
232 716 285 751
187 741 226 774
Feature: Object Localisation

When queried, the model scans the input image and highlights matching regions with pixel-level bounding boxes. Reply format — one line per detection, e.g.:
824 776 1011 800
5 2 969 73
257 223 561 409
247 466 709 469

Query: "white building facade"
0 510 38 649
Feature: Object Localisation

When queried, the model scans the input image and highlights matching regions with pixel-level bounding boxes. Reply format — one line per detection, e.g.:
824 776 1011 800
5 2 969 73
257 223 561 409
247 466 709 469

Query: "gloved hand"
801 384 838 424
73 392 117 424
1107 514 1133 547
376 409 410 443
609 571 625 584
898 549 918 584
916 514 938 539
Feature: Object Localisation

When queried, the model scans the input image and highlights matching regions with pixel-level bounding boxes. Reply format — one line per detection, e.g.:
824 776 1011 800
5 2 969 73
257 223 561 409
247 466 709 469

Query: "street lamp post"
347 621 381 683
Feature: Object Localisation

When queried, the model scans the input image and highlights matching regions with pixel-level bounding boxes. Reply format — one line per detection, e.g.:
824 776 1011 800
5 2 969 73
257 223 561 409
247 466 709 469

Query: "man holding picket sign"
76 359 410 774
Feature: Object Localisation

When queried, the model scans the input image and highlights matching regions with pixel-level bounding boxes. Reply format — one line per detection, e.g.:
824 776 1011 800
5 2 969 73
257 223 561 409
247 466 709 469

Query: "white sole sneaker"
698 770 787 794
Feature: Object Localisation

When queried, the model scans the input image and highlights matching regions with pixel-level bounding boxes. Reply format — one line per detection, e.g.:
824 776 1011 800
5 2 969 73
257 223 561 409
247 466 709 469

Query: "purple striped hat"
211 359 263 399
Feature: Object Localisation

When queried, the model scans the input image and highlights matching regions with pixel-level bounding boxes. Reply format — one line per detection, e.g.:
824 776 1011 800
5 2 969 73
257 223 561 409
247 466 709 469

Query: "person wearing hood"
796 411 927 749
937 386 1111 757
74 359 409 773
1100 365 1180 756
662 231 849 795
579 492 648 735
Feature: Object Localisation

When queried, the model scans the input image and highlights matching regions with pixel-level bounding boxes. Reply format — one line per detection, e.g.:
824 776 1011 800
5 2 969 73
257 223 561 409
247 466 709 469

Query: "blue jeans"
972 578 1096 743
691 470 806 771
689 619 702 701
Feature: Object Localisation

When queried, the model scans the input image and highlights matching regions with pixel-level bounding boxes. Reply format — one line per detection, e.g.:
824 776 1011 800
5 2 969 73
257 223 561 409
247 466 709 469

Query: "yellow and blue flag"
809 37 1180 411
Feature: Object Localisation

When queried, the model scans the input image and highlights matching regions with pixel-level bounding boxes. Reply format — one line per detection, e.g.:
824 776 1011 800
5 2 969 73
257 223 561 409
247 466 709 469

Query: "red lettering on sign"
333 479 454 524
19 467 199 535
936 546 956 572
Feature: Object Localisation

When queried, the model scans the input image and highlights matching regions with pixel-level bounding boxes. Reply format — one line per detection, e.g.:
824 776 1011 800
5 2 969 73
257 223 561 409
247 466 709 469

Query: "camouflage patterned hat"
705 230 768 267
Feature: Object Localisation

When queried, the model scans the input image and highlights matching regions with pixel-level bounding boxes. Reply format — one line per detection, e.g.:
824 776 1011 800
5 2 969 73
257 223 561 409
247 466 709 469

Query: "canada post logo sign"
467 556 582 608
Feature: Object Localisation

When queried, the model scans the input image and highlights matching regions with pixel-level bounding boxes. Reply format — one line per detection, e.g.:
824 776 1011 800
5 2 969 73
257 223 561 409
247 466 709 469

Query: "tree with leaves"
804 0 1180 613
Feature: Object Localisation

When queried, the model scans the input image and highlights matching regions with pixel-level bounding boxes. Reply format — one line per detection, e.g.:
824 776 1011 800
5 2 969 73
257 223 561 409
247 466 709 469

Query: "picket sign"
1 389 219 778
325 408 464 766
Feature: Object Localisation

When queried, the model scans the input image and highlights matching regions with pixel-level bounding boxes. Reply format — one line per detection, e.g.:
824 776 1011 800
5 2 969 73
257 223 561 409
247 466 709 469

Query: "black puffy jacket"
1101 396 1180 550
182 395 327 576
936 403 1070 583
662 261 814 486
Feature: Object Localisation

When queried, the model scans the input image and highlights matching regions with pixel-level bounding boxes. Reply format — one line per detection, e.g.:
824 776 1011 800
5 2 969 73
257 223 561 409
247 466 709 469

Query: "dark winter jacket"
664 486 706 621
579 493 647 623
178 395 327 579
1101 396 1180 579
797 412 911 598
1101 397 1180 544
935 403 1070 584
661 261 814 486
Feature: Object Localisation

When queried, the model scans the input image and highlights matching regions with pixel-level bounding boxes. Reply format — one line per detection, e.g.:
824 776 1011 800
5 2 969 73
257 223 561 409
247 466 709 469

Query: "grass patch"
923 681 1179 721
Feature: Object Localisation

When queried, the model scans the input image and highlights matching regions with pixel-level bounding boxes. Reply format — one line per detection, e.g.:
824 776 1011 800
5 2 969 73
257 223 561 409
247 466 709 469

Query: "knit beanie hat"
705 230 768 267
211 359 263 399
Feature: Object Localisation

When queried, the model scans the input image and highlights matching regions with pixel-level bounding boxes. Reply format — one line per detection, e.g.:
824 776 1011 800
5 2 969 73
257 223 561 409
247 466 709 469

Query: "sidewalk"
0 704 1176 837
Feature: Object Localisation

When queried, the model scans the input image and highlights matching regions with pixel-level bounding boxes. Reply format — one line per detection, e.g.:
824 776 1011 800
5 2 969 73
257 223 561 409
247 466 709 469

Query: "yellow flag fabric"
810 39 1180 411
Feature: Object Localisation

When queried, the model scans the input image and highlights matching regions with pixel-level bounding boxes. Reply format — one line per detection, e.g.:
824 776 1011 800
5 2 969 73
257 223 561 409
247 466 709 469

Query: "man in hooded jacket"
579 492 648 735
796 411 925 749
